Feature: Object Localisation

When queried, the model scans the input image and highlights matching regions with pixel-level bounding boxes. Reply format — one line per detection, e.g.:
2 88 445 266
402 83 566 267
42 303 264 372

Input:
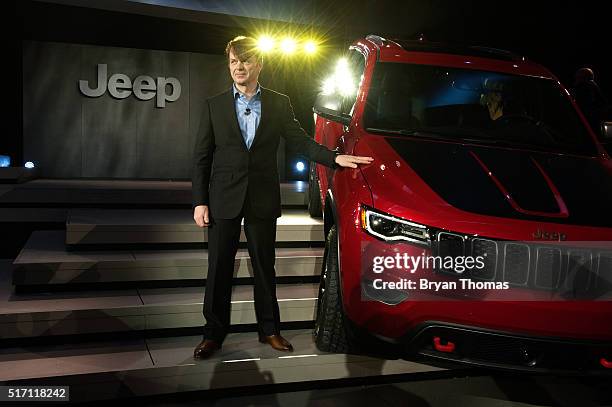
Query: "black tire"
308 161 323 218
314 225 352 352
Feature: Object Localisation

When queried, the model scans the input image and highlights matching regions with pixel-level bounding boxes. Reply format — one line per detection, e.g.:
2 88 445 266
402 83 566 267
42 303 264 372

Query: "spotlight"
321 76 336 95
280 38 297 54
338 76 356 97
296 161 305 172
336 58 349 71
257 36 275 52
320 57 356 96
0 155 10 167
304 41 317 54
25 161 35 169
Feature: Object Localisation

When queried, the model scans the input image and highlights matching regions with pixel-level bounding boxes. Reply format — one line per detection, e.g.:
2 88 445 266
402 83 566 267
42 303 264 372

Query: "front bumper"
339 213 612 343
402 322 612 375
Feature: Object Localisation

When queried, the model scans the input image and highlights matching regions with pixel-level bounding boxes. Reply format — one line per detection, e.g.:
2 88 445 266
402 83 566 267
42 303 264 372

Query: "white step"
0 260 319 339
66 208 324 245
13 230 323 285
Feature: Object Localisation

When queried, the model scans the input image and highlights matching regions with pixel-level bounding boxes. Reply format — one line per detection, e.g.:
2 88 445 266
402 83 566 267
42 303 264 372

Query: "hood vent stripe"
469 151 569 218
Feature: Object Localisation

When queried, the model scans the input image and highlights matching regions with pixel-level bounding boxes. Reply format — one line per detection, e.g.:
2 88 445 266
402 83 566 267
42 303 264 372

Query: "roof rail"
365 34 387 46
470 46 526 61
392 39 526 62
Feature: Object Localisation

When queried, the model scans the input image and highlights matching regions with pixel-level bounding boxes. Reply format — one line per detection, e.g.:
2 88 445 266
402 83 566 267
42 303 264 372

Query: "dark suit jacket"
192 86 338 219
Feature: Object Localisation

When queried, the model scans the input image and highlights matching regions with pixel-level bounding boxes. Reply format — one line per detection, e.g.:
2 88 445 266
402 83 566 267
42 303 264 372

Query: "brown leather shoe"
193 339 221 359
258 334 294 352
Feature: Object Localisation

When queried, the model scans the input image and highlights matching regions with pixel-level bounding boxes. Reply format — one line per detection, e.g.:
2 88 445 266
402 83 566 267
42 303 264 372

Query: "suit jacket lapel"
249 87 266 150
223 89 248 151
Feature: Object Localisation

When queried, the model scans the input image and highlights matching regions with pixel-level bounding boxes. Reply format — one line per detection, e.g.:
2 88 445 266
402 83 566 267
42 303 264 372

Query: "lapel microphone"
244 108 251 116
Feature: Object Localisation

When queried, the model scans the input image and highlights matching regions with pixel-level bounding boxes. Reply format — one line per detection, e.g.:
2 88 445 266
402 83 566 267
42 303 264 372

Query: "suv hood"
358 135 612 229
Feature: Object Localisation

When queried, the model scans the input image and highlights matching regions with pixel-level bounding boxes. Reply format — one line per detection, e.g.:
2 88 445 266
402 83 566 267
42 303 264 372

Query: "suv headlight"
360 205 431 246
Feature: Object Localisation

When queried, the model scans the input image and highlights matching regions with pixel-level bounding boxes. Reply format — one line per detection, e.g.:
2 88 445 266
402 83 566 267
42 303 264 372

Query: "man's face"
228 48 262 87
486 92 503 120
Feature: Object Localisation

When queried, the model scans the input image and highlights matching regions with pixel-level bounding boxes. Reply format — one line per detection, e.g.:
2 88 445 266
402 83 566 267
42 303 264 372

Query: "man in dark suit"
571 67 609 136
191 36 372 359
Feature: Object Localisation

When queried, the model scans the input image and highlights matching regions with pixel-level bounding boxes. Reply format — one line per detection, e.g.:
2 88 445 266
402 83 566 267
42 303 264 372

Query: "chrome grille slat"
535 247 563 289
436 232 465 274
597 252 612 291
431 231 608 296
503 243 530 286
565 250 593 295
470 238 497 281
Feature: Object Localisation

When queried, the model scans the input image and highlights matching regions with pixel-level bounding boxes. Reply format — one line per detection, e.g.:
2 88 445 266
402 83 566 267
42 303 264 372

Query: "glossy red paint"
354 132 612 241
379 47 550 78
313 36 612 349
468 151 570 218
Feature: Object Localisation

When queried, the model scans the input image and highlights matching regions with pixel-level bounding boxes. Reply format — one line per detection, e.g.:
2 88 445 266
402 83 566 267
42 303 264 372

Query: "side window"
340 50 366 116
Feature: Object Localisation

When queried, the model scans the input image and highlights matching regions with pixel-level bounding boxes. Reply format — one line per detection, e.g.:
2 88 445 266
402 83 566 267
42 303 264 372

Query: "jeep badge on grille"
532 229 567 241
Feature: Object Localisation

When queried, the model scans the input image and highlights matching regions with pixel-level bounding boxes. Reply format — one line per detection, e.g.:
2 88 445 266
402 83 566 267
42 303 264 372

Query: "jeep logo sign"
79 64 181 108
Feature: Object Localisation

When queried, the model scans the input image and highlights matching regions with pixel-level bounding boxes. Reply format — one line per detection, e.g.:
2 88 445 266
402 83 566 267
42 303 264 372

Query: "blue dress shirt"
233 83 261 150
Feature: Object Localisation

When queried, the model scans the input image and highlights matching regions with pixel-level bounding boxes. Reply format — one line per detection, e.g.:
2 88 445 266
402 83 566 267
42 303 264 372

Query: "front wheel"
313 225 352 352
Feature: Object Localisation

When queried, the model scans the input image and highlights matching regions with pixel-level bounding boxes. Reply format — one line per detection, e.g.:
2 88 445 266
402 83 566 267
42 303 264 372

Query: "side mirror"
602 121 612 140
313 92 351 126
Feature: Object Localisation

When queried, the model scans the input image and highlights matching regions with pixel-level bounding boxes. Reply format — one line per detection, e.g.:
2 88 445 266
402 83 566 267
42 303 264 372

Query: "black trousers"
202 192 280 343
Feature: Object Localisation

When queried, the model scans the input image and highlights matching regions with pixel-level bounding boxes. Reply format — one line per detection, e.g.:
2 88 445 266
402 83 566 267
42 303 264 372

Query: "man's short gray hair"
225 36 263 64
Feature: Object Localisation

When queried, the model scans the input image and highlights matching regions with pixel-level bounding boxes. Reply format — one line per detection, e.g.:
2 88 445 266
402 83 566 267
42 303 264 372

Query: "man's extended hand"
334 154 374 169
194 205 210 227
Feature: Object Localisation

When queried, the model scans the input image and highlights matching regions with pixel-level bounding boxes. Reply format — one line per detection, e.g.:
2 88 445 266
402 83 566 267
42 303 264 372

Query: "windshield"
363 63 598 156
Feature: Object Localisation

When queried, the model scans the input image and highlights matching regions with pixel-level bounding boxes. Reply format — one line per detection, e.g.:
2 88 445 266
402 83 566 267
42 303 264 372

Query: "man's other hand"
194 205 210 227
334 154 374 169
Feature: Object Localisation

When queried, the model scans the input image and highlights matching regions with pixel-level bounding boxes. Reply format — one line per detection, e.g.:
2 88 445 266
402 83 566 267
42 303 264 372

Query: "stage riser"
0 183 455 401
0 180 309 206
66 228 324 245
13 231 323 285
0 285 318 340
0 302 316 339
65 209 324 245
13 259 322 285
0 329 447 401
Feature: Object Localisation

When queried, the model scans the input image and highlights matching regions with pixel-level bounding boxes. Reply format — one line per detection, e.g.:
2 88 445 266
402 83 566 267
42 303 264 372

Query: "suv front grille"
434 232 612 297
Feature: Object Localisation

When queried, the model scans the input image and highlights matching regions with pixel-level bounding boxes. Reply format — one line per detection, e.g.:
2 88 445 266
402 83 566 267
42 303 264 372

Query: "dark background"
6 0 611 178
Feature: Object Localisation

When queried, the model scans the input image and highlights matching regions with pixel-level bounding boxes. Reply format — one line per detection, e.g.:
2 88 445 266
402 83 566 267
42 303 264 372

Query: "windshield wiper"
366 127 561 152
366 127 507 144
365 127 459 141
460 137 572 153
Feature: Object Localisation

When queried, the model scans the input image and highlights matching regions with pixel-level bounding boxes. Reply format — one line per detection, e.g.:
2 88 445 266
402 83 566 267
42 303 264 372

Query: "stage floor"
0 179 310 207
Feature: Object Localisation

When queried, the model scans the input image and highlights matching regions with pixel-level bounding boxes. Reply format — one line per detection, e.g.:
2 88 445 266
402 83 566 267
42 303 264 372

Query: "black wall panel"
23 40 236 179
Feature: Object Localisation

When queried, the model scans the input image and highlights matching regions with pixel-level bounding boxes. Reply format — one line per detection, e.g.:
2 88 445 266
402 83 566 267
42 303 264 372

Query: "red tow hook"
433 336 456 353
600 358 612 369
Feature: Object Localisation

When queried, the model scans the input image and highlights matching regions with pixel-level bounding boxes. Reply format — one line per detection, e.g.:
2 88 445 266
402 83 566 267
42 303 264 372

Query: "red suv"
310 35 612 373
